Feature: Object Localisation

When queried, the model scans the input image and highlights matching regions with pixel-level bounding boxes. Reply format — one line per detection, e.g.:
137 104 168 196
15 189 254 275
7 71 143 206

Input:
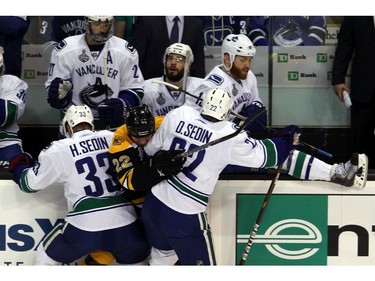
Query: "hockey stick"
151 80 243 120
103 54 109 100
181 49 191 105
238 164 283 265
151 79 200 100
103 54 110 130
174 105 267 159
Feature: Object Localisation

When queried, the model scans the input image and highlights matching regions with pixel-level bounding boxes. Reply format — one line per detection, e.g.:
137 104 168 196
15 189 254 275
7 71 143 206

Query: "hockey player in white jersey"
186 33 264 131
142 88 303 265
142 43 202 116
45 16 144 138
8 105 150 265
187 33 368 187
0 53 28 169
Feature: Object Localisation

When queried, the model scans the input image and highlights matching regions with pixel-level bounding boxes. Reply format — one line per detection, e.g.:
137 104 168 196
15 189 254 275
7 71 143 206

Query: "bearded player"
186 33 368 188
142 43 202 116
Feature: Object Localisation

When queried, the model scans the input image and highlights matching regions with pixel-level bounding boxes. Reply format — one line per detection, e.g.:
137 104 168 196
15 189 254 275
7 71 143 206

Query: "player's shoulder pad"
206 74 224 86
125 41 136 54
55 40 68 52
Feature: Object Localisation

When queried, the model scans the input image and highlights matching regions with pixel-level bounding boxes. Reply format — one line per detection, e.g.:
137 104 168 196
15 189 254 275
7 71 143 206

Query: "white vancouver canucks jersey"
18 129 136 231
185 64 262 121
142 76 203 116
144 105 279 214
0 75 27 148
45 34 144 118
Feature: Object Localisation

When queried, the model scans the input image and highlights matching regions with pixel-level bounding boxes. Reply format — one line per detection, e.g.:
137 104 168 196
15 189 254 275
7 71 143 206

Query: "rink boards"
1 179 375 265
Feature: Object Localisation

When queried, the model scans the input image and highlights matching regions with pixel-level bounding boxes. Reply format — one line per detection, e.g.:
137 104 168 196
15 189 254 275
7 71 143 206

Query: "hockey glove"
151 149 186 177
239 101 267 132
118 89 142 107
9 152 35 185
270 125 301 165
273 125 301 147
97 98 128 123
47 78 73 109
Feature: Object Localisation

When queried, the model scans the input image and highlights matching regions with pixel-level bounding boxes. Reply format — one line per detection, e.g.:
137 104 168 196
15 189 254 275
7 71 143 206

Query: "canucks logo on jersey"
80 77 113 108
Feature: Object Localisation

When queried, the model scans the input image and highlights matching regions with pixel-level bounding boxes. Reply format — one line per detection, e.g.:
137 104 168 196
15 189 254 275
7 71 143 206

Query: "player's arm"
111 145 185 192
9 143 62 191
0 99 18 128
110 146 163 191
259 125 301 168
119 41 145 102
0 78 28 127
97 43 144 123
45 42 74 109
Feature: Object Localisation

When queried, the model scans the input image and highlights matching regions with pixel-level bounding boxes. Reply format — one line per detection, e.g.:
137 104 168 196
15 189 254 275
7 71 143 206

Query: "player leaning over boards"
142 43 203 116
186 33 368 188
142 88 368 265
8 105 150 265
45 16 144 138
82 105 185 265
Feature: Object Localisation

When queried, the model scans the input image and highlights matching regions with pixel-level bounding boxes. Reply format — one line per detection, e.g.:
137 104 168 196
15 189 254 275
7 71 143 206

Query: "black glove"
97 98 128 123
47 78 72 109
151 150 186 177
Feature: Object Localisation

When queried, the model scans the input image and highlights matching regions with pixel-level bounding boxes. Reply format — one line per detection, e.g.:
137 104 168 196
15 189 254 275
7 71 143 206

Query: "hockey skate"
331 153 368 188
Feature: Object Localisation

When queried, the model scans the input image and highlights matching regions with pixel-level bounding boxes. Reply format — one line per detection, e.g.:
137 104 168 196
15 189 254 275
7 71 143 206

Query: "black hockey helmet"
125 105 155 137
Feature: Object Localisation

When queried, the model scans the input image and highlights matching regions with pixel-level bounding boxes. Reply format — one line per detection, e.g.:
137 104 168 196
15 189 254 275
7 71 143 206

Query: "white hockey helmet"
62 105 94 138
84 16 114 44
0 53 5 75
201 88 234 121
164 43 194 67
222 34 256 70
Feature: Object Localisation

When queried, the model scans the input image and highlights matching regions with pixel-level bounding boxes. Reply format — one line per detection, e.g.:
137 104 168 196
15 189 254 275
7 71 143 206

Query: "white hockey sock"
35 247 61 265
148 248 179 265
283 150 332 181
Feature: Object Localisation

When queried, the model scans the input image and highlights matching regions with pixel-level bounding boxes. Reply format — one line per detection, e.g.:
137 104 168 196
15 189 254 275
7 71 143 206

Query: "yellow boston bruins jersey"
109 115 164 205
84 116 164 265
